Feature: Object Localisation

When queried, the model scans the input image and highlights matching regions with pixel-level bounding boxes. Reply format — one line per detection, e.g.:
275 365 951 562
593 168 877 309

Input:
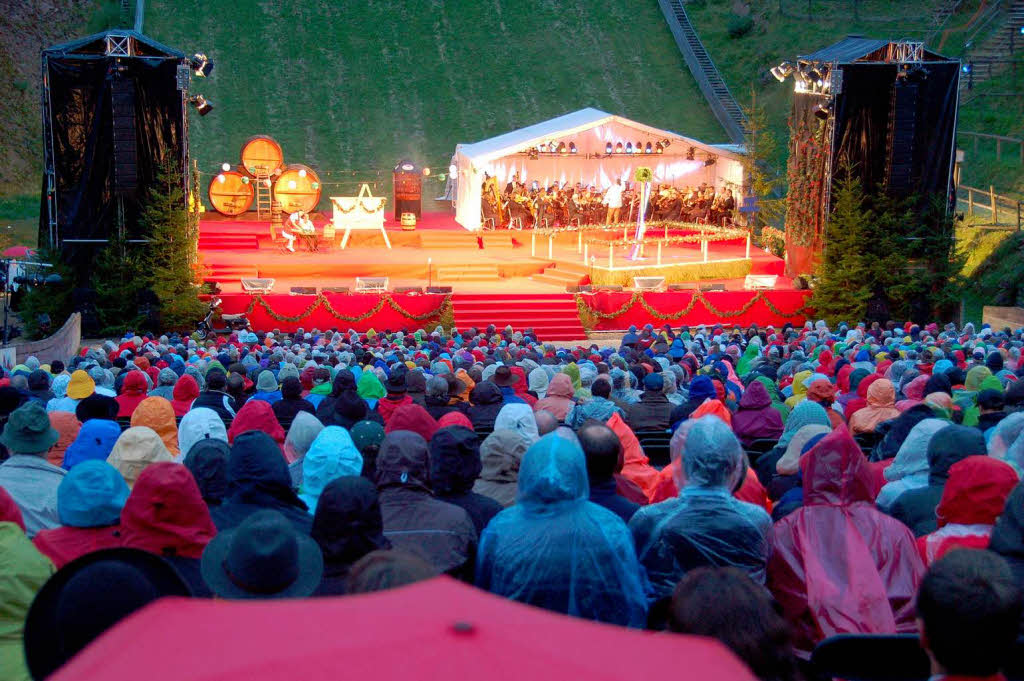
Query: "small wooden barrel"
208 170 254 216
240 135 284 176
273 163 321 214
400 212 417 230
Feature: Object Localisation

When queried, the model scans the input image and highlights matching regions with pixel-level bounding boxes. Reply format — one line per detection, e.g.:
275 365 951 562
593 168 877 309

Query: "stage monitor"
289 286 316 295
394 286 423 294
633 277 665 291
322 286 350 293
355 277 389 293
668 283 699 291
426 286 452 294
241 278 275 293
700 284 727 292
743 275 778 290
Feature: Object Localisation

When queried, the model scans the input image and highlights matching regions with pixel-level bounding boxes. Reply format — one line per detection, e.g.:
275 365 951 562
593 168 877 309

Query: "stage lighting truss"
792 61 834 96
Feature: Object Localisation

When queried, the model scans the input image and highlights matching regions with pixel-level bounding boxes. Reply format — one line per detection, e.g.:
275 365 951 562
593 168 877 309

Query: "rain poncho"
476 433 648 627
120 462 217 560
533 374 575 421
630 417 772 602
849 379 901 435
298 427 363 513
170 375 199 416
472 430 529 508
0 522 54 681
732 380 784 447
311 476 390 595
130 396 179 457
45 412 80 468
177 408 228 462
767 426 924 658
182 438 230 506
990 412 1024 475
227 400 286 456
875 418 948 511
62 419 122 470
606 412 660 499
429 426 503 534
493 403 540 445
106 426 174 489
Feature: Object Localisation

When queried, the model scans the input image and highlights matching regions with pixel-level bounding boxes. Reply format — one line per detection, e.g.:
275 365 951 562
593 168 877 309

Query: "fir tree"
91 232 147 336
741 90 785 227
810 170 873 323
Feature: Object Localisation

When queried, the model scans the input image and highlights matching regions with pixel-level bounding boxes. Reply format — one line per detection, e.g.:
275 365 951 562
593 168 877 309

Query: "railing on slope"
657 0 747 144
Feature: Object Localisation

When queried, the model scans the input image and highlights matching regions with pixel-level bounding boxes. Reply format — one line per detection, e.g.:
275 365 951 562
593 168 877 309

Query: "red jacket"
33 525 122 568
115 371 149 418
120 462 216 559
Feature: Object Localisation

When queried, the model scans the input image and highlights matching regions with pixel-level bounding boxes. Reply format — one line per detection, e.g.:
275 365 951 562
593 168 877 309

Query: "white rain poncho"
476 432 648 627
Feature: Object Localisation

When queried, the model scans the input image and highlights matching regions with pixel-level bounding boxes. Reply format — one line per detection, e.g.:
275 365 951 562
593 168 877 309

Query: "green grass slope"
144 0 722 196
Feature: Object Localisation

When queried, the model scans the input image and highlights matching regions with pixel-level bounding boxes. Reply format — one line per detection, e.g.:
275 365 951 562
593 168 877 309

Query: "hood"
376 430 430 490
779 400 831 448
802 426 875 505
178 408 228 460
479 430 529 482
228 400 286 449
866 379 896 408
528 367 549 396
63 419 122 470
884 418 949 481
383 403 438 442
936 456 1018 527
311 476 390 571
790 370 811 398
356 371 386 400
329 369 357 397
429 426 482 495
927 424 987 484
46 411 81 467
965 365 992 392
546 373 575 399
227 430 306 509
902 374 929 401
120 461 217 559
172 374 200 402
284 411 324 462
471 381 503 406
990 482 1024 559
516 432 588 507
28 369 51 391
334 391 369 421
121 370 148 396
183 438 230 504
106 426 174 488
739 380 771 410
494 403 539 445
437 411 473 430
280 377 303 399
300 427 364 511
130 397 179 456
57 459 129 527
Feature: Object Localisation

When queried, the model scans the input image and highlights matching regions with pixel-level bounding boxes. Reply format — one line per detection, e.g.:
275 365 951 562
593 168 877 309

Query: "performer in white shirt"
282 211 315 252
603 179 624 225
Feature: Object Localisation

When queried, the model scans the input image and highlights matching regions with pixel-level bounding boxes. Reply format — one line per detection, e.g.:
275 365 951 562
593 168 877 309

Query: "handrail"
958 130 1024 164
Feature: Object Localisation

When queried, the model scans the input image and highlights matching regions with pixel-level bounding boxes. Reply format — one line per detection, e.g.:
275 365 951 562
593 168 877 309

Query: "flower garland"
332 198 388 214
586 227 748 248
242 293 452 324
573 290 811 325
535 220 737 238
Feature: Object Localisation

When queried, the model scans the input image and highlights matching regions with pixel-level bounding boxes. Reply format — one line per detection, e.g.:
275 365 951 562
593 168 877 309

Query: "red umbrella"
1 246 34 258
50 577 755 681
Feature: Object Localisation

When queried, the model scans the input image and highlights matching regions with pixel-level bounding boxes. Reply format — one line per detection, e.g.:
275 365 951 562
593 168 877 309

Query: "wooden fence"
959 130 1024 165
957 183 1023 229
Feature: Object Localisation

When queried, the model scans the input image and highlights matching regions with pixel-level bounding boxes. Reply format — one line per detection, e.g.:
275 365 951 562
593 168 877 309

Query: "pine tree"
141 158 205 331
91 232 147 335
810 171 873 323
741 90 785 227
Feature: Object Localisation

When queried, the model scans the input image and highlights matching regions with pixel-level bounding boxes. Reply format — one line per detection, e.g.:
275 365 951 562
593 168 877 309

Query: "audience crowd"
3 318 1024 680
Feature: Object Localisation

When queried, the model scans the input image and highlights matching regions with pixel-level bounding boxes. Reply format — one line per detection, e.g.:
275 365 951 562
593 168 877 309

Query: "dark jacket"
429 426 502 535
890 425 985 536
312 476 390 595
376 431 477 578
625 390 673 432
191 390 238 426
271 378 316 432
731 381 784 448
467 382 504 432
589 477 640 523
423 394 459 422
990 481 1024 633
869 404 936 462
313 369 357 422
316 390 383 430
210 431 312 534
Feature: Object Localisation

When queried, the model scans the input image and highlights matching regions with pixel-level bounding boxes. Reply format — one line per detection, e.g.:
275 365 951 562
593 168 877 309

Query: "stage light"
311 182 319 190
422 167 430 176
661 138 671 148
655 142 664 154
298 168 307 178
537 142 547 153
704 156 717 167
615 142 624 154
557 142 567 154
287 180 297 189
605 142 613 154
962 63 972 74
770 61 794 82
569 142 577 154
191 53 214 77
216 174 226 183
686 146 695 160
189 94 213 116
625 142 633 154
644 142 652 154
221 162 230 172
635 141 643 154
449 164 457 175
813 102 831 120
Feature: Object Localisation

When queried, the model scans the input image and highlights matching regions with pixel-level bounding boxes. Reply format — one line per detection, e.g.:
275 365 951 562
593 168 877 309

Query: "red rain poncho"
606 413 660 499
120 462 217 559
227 400 286 456
767 425 924 658
115 371 149 418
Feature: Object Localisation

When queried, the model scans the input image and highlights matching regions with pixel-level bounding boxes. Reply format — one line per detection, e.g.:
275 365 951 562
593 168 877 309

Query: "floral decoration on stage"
242 292 452 325
331 197 389 214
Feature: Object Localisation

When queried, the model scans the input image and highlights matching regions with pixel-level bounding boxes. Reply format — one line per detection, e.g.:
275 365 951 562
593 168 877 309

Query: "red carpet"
199 211 809 336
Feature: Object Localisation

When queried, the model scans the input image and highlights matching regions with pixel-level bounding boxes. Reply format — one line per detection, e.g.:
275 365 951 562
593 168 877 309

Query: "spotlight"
615 142 624 154
190 53 214 77
605 142 613 155
537 142 547 153
221 162 230 172
557 142 567 154
311 182 319 190
189 94 213 116
298 169 307 178
528 148 538 160
625 142 633 154
770 61 794 82
703 156 717 167
686 147 695 161
240 176 249 184
813 102 831 120
569 142 577 154
635 141 643 154
655 142 664 154
962 63 973 74
644 142 652 154
449 164 457 175
422 167 430 176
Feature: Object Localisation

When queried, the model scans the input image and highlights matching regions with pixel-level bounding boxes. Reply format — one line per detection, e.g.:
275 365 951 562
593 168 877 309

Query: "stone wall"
983 307 1024 331
11 313 82 365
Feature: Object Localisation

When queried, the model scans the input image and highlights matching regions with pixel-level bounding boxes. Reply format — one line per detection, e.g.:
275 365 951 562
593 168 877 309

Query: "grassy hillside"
144 0 722 198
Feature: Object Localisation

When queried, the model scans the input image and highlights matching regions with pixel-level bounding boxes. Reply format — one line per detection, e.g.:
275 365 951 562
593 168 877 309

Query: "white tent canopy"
452 108 744 230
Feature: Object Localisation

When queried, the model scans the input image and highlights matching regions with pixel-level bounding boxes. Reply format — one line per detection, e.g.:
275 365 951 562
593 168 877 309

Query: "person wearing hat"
48 370 95 413
0 402 65 536
23 548 192 680
250 370 283 405
491 365 526 405
376 368 412 425
201 509 323 599
625 373 674 432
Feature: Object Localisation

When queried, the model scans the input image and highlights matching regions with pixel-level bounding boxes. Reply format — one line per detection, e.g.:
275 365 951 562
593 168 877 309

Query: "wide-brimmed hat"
385 372 407 393
492 365 519 387
200 509 323 599
0 401 59 454
24 548 192 680
66 370 96 400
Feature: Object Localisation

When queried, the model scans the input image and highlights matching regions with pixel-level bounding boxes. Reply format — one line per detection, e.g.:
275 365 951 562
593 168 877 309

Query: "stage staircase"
961 0 1024 96
417 230 524 250
197 233 260 250
529 261 588 289
452 294 586 342
435 264 501 282
657 0 746 144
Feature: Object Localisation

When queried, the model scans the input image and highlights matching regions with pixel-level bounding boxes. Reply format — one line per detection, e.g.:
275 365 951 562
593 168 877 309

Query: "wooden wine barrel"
273 164 321 214
208 170 254 216
240 135 284 177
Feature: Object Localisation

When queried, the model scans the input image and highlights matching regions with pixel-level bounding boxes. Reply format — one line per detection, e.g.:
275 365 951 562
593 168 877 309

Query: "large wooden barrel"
208 170 254 216
240 135 284 176
273 164 321 214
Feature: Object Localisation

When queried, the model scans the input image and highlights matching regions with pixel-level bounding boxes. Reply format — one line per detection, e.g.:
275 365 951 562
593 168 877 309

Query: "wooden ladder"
254 166 272 220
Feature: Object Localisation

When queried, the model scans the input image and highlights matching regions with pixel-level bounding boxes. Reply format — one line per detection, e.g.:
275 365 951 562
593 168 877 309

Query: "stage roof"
43 30 184 59
456 108 742 165
799 36 953 64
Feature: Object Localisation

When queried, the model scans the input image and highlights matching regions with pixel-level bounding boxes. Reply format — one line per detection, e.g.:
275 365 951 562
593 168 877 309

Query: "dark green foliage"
741 90 785 228
727 14 754 38
810 172 873 323
13 247 73 340
91 233 147 336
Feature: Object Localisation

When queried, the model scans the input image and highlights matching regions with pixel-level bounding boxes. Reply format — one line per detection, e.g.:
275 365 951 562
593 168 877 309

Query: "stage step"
435 265 501 282
453 293 585 341
198 235 260 250
530 262 587 289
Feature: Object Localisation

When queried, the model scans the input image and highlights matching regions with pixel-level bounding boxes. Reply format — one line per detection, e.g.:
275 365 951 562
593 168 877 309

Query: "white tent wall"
453 108 743 231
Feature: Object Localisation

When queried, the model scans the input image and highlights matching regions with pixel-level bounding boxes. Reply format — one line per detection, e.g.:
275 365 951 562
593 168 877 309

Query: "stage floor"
198 211 809 339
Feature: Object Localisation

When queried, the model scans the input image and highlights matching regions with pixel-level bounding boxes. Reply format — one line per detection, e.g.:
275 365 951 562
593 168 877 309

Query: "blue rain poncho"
476 432 648 627
629 416 773 603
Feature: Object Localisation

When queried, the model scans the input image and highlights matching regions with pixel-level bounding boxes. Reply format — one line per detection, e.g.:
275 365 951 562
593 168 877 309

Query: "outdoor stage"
199 211 811 341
